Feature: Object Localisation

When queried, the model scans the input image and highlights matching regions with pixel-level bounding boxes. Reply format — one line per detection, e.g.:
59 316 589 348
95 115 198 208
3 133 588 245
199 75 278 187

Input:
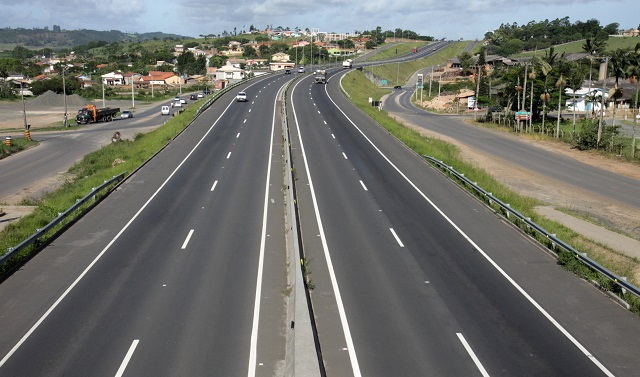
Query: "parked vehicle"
75 105 120 124
342 59 353 69
120 110 133 119
314 70 327 84
236 91 247 102
161 106 170 115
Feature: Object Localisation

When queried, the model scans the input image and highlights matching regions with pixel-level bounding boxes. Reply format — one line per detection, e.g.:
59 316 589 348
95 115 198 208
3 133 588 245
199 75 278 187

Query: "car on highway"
190 94 197 100
180 98 187 104
298 67 305 73
174 101 182 107
120 110 133 119
197 92 204 98
393 85 402 90
161 106 170 115
285 69 291 74
236 91 247 102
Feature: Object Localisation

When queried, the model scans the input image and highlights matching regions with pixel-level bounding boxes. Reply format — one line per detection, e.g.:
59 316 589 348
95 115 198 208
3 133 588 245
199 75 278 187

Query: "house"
269 62 295 71
123 72 143 86
215 63 246 82
138 71 181 87
271 52 290 62
101 71 125 86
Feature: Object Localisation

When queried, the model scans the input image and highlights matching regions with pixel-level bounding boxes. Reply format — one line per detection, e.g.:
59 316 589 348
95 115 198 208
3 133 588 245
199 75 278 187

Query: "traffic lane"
0 81 280 374
385 90 640 209
323 78 640 374
291 114 479 375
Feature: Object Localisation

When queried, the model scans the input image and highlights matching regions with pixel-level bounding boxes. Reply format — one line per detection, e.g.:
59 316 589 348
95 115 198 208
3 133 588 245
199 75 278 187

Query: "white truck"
342 59 353 69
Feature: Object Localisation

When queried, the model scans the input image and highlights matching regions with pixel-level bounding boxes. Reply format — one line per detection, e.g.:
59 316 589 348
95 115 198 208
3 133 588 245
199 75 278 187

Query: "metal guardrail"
423 155 640 300
1 173 126 269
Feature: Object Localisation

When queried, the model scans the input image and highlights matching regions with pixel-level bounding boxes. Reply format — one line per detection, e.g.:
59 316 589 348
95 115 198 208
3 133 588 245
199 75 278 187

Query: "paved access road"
0 98 181 204
287 69 640 376
0 76 292 376
385 85 640 209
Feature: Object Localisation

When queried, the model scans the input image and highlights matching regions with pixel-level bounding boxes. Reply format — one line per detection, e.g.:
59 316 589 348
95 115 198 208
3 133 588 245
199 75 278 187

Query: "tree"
566 61 587 139
555 74 567 138
608 48 631 126
458 52 473 75
603 22 620 35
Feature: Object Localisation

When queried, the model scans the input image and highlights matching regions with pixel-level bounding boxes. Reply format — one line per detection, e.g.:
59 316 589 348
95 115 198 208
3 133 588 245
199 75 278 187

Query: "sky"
1 0 638 41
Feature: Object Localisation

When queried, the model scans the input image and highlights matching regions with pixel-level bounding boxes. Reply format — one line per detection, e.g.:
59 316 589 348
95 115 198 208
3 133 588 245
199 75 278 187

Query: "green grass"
342 68 640 312
514 36 640 57
363 41 430 62
361 41 469 87
0 137 38 159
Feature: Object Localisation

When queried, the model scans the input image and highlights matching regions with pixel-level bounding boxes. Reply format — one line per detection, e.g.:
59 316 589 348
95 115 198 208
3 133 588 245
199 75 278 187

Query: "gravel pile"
27 91 89 107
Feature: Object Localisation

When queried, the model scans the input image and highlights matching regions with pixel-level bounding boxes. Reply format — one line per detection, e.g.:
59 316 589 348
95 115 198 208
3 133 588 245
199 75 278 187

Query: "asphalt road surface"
0 75 292 376
286 69 640 376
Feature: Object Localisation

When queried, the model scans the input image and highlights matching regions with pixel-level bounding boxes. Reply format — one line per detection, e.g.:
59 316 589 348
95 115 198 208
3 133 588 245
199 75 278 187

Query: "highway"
0 75 292 376
287 70 640 376
2 63 640 377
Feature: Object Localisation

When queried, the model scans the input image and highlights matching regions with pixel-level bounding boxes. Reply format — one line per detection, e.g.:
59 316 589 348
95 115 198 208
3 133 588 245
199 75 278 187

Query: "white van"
161 105 170 115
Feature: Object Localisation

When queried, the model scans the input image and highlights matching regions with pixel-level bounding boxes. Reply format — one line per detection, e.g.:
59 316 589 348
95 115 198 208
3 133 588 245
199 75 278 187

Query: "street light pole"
62 66 68 127
131 73 135 108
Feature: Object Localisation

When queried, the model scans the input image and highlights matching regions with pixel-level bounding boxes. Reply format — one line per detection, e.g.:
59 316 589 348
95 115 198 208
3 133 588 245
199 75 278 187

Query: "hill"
0 27 189 49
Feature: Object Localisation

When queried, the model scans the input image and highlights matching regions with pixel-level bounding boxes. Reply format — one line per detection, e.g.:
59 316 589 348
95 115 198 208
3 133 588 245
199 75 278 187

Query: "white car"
197 92 204 98
161 106 170 115
180 98 187 104
236 92 247 102
174 101 182 107
120 110 133 119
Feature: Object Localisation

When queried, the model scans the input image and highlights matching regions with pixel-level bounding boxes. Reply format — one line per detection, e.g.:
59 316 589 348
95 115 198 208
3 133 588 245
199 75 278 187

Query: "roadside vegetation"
342 68 640 314
0 137 38 159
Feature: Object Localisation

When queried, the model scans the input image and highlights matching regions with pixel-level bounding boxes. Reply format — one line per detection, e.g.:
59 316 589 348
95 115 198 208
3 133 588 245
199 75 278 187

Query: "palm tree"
608 48 630 127
628 43 640 159
566 62 587 140
555 75 567 138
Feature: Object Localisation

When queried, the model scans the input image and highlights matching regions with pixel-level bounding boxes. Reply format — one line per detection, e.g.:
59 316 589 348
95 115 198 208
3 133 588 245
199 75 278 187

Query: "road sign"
515 111 530 120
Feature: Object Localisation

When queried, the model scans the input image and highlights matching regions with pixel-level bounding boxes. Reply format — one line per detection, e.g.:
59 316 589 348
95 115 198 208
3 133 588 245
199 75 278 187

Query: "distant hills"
0 27 189 49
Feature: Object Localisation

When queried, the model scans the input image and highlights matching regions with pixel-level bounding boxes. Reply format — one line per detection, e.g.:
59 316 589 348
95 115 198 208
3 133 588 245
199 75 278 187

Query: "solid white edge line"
291 79 362 377
211 180 218 192
247 80 281 377
181 229 194 250
456 333 490 377
114 339 139 377
389 228 404 247
359 180 368 191
323 79 615 377
0 76 272 368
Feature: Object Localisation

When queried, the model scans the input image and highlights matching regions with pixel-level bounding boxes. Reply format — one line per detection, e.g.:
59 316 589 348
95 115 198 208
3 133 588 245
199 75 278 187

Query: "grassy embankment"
359 41 468 88
341 64 640 313
0 104 200 274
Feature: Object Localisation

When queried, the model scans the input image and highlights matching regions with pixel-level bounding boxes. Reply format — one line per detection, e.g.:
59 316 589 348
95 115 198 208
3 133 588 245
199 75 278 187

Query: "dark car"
190 94 197 100
202 88 212 95
394 85 402 90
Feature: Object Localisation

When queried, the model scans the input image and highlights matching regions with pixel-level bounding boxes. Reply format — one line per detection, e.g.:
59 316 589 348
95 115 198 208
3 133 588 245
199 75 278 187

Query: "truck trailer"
75 105 120 124
314 70 327 84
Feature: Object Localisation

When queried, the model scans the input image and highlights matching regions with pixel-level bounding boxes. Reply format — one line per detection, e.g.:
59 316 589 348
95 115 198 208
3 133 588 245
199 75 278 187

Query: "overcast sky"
1 0 638 41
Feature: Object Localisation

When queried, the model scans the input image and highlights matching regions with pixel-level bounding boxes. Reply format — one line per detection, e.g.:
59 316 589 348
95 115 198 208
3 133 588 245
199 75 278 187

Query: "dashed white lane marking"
342 152 348 159
389 228 404 247
359 180 368 191
237 133 241 138
181 229 194 250
115 339 139 377
226 152 232 159
331 134 335 139
210 180 218 192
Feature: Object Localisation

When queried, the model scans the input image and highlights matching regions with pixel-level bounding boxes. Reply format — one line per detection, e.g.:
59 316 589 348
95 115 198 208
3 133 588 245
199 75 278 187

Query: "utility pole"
597 57 608 145
62 66 68 127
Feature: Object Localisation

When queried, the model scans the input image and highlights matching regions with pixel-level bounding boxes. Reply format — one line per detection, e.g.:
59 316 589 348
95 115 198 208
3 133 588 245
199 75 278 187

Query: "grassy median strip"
342 69 640 313
0 106 199 275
